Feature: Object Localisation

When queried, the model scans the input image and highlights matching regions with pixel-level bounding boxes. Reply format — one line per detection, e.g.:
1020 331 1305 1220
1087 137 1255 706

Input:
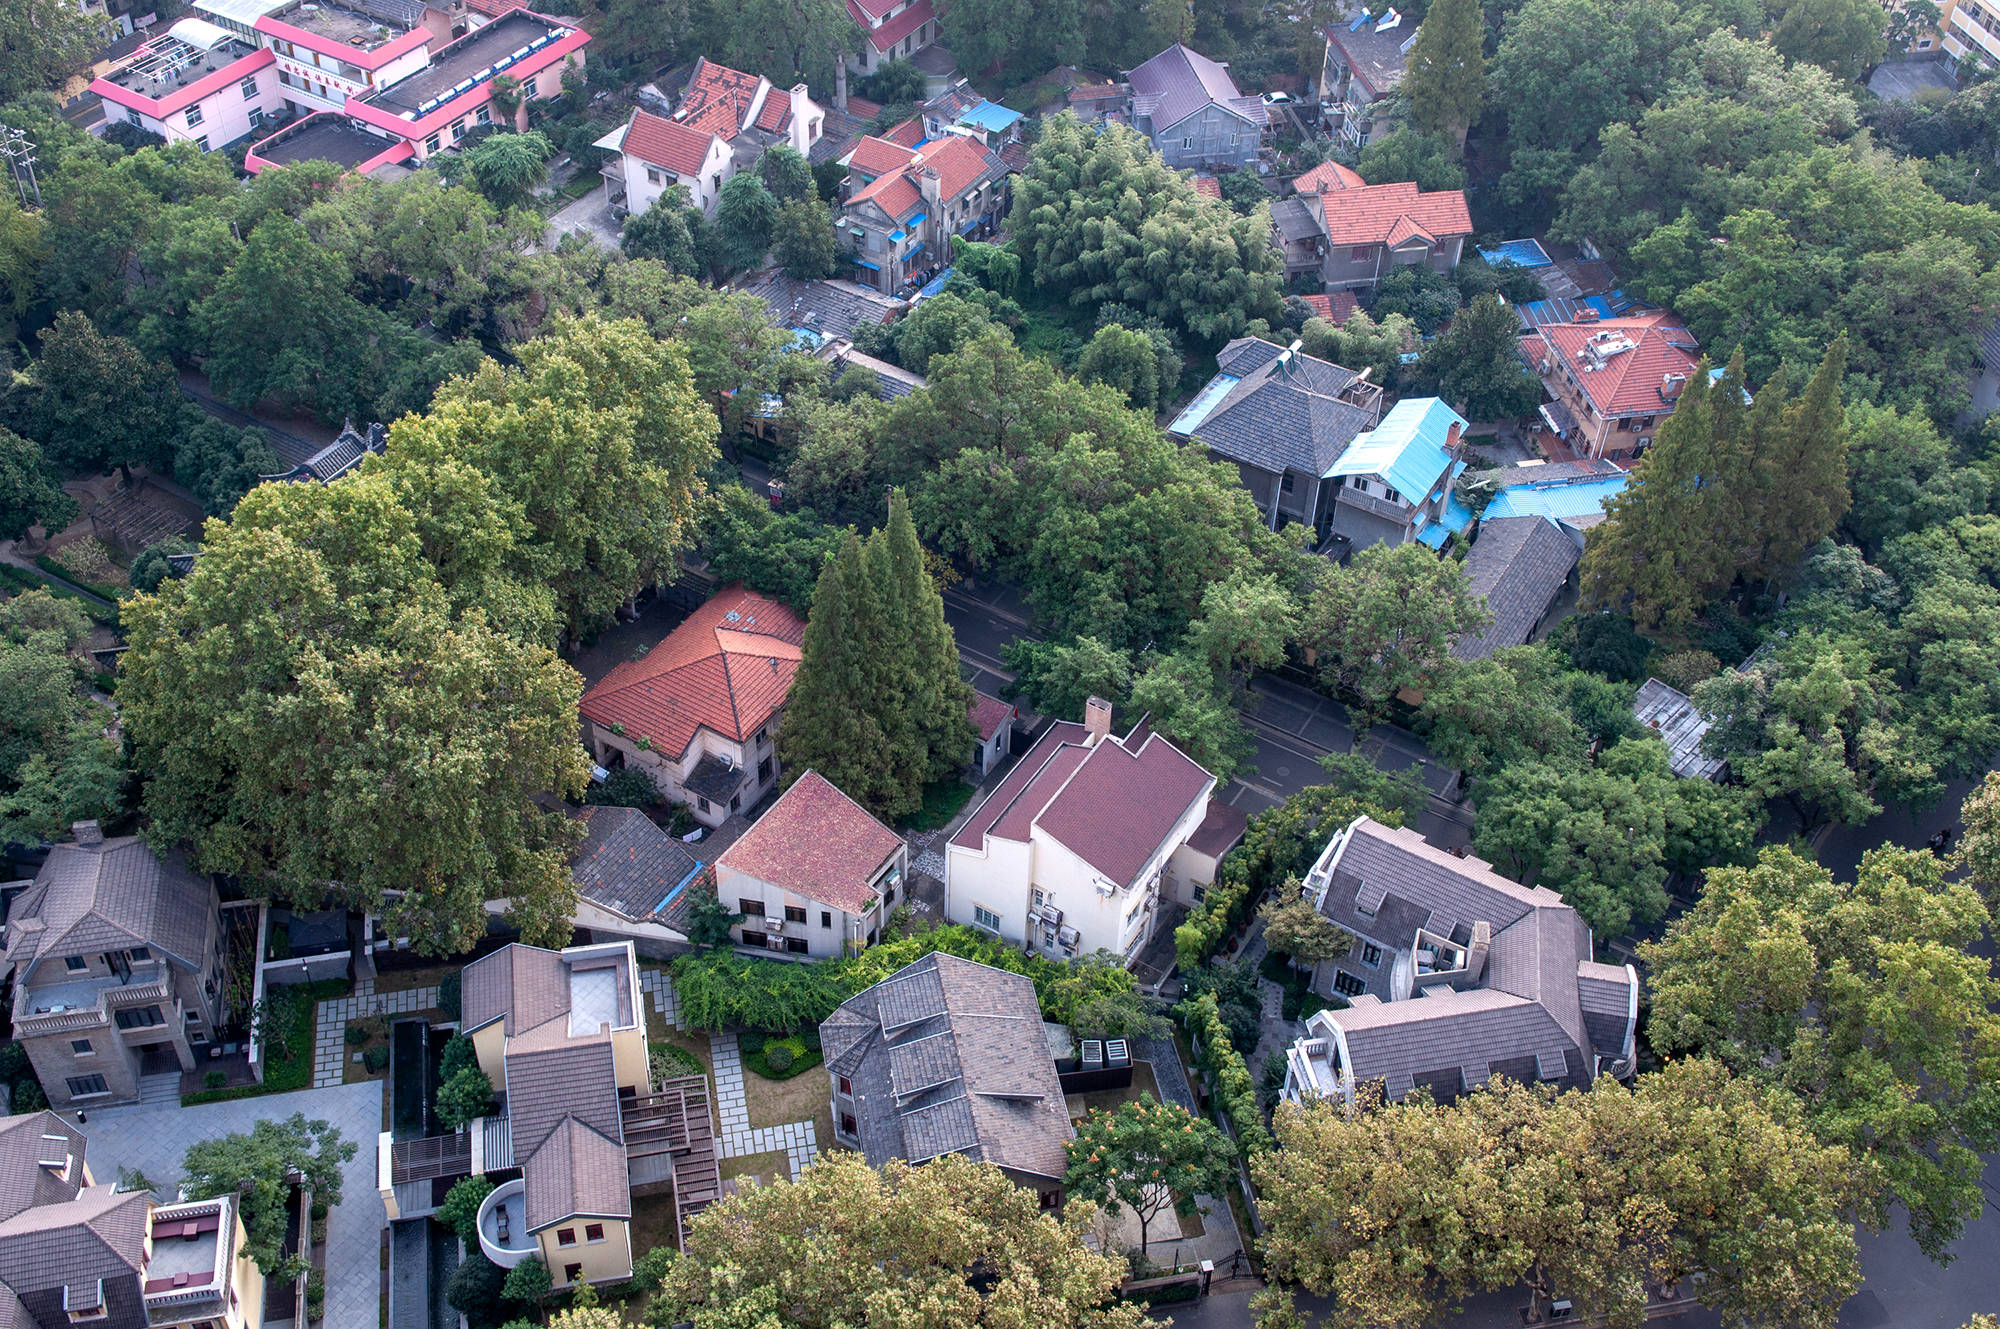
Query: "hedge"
1176 992 1269 1156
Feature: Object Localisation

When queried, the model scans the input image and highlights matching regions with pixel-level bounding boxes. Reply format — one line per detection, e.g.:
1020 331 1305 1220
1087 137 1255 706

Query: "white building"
714 771 907 959
944 698 1224 964
601 58 825 217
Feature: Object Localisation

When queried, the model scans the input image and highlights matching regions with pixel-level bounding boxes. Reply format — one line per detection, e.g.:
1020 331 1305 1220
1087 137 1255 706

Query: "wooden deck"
621 1074 721 1246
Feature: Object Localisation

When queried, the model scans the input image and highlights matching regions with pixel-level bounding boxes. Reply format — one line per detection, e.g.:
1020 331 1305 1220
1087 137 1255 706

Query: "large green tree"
1415 646 1587 778
1302 542 1489 729
181 1115 356 1276
1415 293 1545 422
120 475 592 953
0 590 123 844
777 492 974 821
23 312 183 479
653 1151 1145 1329
1641 843 2000 1259
0 0 103 102
464 131 554 210
1402 0 1485 144
0 428 76 540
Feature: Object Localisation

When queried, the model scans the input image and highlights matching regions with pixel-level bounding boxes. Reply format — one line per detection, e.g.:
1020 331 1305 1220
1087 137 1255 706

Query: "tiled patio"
313 978 441 1089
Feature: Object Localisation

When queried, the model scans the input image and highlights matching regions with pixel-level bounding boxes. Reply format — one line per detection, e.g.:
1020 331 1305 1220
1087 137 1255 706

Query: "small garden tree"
435 1064 497 1130
685 892 742 949
180 1115 355 1274
1257 889 1353 966
439 1176 494 1245
1064 1094 1237 1258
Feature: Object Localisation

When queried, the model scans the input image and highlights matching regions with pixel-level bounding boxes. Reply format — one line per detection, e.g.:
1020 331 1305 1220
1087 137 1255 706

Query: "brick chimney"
1084 696 1113 746
72 821 103 848
1465 920 1490 982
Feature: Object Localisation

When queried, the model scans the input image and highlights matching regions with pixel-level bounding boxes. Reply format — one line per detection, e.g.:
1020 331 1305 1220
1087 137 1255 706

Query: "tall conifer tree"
1751 336 1850 582
1403 0 1486 146
885 490 978 785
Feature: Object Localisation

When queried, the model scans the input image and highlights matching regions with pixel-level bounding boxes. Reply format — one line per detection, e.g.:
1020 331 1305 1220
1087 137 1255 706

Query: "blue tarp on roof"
915 266 955 300
1416 523 1451 549
1483 474 1629 522
1478 238 1553 269
959 101 1023 133
1324 397 1470 503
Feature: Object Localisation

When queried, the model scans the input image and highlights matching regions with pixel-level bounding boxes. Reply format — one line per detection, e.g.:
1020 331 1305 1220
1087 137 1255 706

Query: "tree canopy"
180 1114 356 1276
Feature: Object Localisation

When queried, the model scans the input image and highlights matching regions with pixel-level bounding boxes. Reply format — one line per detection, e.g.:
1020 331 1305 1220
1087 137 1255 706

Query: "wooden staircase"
622 1073 723 1247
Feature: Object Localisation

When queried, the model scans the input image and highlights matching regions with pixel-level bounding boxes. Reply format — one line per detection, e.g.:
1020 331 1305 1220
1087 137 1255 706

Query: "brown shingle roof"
0 1115 84 1225
461 943 569 1037
968 693 1013 742
1315 181 1471 248
520 1116 630 1231
578 587 804 761
8 838 213 984
0 1186 147 1299
715 771 903 913
1185 797 1248 859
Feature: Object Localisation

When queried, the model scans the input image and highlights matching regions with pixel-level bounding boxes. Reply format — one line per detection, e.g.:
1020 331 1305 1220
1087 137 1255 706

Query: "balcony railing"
1335 485 1408 524
17 965 173 1035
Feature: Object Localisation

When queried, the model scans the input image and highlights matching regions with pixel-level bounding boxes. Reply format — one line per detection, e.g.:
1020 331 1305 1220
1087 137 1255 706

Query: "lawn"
744 1057 830 1131
901 779 975 833
718 1150 786 1185
181 979 348 1105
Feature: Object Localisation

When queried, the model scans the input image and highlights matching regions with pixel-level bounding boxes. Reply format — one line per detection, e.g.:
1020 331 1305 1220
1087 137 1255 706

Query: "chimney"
1465 920 1490 982
835 59 848 111
1445 420 1463 451
72 821 103 848
1083 696 1113 746
790 83 812 152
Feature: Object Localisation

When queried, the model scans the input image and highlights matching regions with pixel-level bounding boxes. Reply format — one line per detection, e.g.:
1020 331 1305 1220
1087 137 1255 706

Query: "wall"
1165 843 1223 906
587 722 770 829
716 865 875 960
111 70 286 150
622 136 733 217
470 1018 507 1086
537 1218 633 1286
260 952 350 986
944 837 1033 946
23 1026 140 1106
1148 105 1259 169
228 1205 267 1329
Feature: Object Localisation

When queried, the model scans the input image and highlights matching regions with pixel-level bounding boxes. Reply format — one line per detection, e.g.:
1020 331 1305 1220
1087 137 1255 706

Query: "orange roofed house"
1518 312 1702 462
1303 180 1472 293
601 56 826 217
714 771 909 958
577 587 804 828
837 131 1013 293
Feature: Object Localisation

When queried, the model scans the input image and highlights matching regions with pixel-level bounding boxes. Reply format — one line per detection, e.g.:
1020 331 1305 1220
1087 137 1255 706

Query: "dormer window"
64 1280 106 1322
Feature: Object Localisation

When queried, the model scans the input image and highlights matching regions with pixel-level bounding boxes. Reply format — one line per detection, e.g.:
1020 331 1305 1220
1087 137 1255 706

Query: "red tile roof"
754 93 791 134
1301 291 1360 324
1530 315 1702 420
1185 797 1248 858
909 132 998 200
846 134 918 176
882 117 924 148
848 169 924 220
1317 181 1472 247
1292 160 1365 193
1192 173 1222 199
680 57 764 139
950 719 1215 888
847 0 899 20
850 0 935 53
462 0 524 16
969 692 1014 741
844 94 883 119
716 770 904 913
579 586 805 758
621 108 721 176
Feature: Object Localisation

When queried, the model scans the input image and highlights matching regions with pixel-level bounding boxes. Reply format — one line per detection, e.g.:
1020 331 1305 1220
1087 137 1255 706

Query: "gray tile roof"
1634 679 1724 780
1308 819 1615 1100
1324 20 1412 100
1576 960 1637 1060
1178 337 1379 477
822 952 1072 1182
741 272 906 340
1270 196 1321 244
570 807 705 924
1125 43 1268 132
0 1185 148 1300
7 838 214 984
1452 516 1579 660
0 1115 85 1225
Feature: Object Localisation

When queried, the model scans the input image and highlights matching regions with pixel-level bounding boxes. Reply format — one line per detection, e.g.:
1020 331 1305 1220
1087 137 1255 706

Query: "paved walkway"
709 1032 818 1180
62 1080 387 1329
639 967 685 1030
1127 1035 1246 1272
313 978 442 1090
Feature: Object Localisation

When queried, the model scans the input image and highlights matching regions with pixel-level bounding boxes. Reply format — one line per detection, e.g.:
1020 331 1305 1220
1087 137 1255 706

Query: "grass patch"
744 1050 830 1130
718 1150 787 1184
901 779 975 833
0 564 119 625
372 963 460 996
182 979 347 1105
739 1030 823 1083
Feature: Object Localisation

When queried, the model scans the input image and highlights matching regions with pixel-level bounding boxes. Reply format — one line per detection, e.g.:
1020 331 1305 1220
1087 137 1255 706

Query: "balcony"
476 1178 536 1268
1334 485 1408 524
16 963 172 1035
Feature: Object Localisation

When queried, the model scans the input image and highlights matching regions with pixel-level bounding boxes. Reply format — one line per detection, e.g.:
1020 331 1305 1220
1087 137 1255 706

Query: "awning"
1538 400 1576 438
904 241 925 259
1416 524 1450 549
902 210 928 226
958 214 983 233
851 256 881 271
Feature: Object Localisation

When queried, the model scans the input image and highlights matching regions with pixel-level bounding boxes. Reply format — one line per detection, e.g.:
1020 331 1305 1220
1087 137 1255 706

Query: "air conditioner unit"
764 916 785 931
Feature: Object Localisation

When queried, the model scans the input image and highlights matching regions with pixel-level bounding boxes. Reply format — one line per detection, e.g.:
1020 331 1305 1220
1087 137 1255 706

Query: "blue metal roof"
1482 474 1629 522
959 101 1023 133
1325 397 1468 501
903 209 928 226
1168 372 1241 435
1416 523 1450 549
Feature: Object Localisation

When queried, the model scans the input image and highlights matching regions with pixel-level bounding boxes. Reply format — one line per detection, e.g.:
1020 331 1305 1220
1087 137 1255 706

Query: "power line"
0 124 42 208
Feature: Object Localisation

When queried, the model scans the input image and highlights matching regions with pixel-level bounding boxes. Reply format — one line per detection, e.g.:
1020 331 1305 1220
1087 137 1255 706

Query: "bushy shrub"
434 1065 495 1130
764 1043 795 1072
439 971 462 1021
438 1176 494 1244
345 1025 368 1046
1175 993 1269 1155
364 1045 389 1072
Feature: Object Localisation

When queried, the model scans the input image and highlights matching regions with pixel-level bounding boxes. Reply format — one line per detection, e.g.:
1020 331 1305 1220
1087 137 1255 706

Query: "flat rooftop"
270 0 414 52
366 10 565 114
254 114 396 165
100 33 261 100
144 1206 225 1289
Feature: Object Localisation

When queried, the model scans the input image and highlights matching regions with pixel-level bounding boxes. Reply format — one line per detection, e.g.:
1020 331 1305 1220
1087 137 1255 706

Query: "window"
556 1228 577 1246
70 1039 93 1056
740 930 767 948
1333 971 1367 998
279 68 296 88
645 166 662 185
882 884 895 906
739 899 764 919
452 120 467 141
756 756 772 783
839 1113 857 1136
248 107 265 127
1349 245 1371 261
972 905 1000 931
820 911 832 928
584 1224 604 1243
476 106 492 125
65 956 86 972
1359 942 1382 969
784 905 807 924
1033 889 1046 907
127 109 143 126
185 103 203 127
425 134 440 153
65 1075 109 1098
194 135 210 153
785 937 809 955
564 1264 583 1286
836 1075 852 1096
1280 473 1294 493
1039 1190 1060 1210
240 75 258 97
115 1006 164 1029
729 794 741 812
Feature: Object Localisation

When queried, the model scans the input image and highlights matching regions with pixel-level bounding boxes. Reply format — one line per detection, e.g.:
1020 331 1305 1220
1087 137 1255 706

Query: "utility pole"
0 125 42 209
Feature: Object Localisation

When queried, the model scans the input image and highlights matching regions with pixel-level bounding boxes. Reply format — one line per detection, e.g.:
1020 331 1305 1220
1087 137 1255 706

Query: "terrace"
143 1199 231 1325
99 26 263 100
475 1178 536 1268
269 0 419 51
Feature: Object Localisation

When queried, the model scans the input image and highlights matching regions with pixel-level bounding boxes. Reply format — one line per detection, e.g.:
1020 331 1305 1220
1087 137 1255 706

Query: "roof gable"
1030 727 1214 887
1324 395 1465 501
11 839 213 982
715 771 902 913
621 107 722 176
1316 181 1471 248
1126 43 1268 132
1452 517 1579 660
570 806 705 923
678 56 765 139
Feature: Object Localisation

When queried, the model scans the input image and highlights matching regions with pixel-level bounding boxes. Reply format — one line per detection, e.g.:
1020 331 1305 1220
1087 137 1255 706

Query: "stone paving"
710 1032 819 1180
1126 1035 1245 1270
61 1080 387 1329
639 967 685 1030
312 978 442 1089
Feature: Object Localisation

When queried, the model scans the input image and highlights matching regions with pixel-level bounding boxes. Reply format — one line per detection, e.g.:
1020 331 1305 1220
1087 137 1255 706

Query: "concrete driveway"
62 1081 386 1329
544 185 623 252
